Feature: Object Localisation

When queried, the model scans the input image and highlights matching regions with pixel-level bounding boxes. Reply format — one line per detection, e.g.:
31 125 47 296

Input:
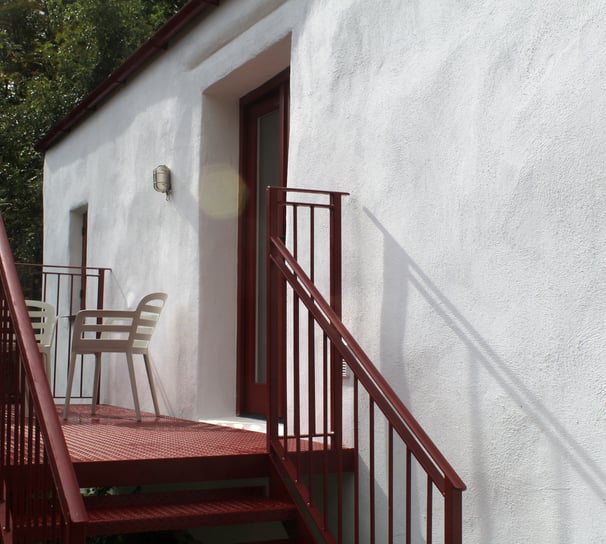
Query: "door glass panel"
255 109 280 384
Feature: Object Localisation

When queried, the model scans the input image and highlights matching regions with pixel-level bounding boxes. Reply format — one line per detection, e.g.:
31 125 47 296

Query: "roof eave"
35 0 219 153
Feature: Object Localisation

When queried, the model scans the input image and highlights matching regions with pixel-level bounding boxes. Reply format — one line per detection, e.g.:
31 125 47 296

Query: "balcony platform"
59 404 270 488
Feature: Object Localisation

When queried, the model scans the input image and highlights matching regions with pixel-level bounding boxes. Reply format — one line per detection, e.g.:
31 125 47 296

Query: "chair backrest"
131 292 168 352
25 300 57 348
70 293 168 355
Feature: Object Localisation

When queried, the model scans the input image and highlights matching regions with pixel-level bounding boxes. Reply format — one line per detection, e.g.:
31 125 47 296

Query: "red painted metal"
267 187 466 544
0 216 87 543
388 424 394 544
84 488 296 536
369 399 375 544
16 262 110 400
237 70 290 418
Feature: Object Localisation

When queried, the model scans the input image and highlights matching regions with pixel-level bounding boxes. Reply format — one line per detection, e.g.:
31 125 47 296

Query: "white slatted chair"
25 300 57 378
62 292 167 422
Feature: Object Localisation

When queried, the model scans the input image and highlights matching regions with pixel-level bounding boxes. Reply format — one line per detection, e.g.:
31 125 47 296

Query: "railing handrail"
16 262 111 273
0 218 88 526
270 235 466 492
268 187 350 197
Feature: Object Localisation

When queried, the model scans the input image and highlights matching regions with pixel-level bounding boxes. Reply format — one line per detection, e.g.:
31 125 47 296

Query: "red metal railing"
0 217 87 543
15 262 109 400
267 188 466 543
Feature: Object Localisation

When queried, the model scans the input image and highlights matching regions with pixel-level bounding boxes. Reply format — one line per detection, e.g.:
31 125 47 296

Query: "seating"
25 300 57 377
62 292 167 422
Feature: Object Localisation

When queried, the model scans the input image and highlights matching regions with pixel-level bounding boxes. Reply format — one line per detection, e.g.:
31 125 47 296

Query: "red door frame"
237 69 289 417
80 211 88 310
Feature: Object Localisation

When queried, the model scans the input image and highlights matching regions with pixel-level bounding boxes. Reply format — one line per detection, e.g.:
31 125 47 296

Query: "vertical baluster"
55 273 64 398
44 451 55 542
427 476 433 544
292 205 298 260
369 398 375 544
281 279 288 454
42 268 48 300
307 312 315 507
354 375 359 544
1 298 8 526
293 291 301 483
33 422 42 539
281 199 289 454
0 298 7 469
329 193 342 317
406 447 412 544
322 332 329 531
280 279 287 454
267 188 278 450
308 203 317 520
335 342 343 544
388 424 394 544
26 390 34 534
309 206 315 283
17 350 26 538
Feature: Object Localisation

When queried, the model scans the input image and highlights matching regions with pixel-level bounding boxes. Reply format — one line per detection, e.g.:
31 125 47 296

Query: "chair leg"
62 352 78 421
41 349 51 379
92 353 101 416
142 353 160 417
126 352 141 422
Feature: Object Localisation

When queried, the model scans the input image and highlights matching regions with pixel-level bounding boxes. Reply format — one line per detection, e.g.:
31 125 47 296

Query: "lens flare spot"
200 164 247 218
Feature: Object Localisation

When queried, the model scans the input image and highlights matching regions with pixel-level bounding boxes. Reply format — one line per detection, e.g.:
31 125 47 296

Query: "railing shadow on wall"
0 217 87 542
266 188 466 544
15 262 110 401
363 208 606 542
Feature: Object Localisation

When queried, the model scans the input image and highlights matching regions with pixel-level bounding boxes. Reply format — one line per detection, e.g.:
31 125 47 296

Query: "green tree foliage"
0 0 188 262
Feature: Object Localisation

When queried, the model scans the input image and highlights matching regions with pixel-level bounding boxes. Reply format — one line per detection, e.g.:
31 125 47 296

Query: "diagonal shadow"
364 207 606 512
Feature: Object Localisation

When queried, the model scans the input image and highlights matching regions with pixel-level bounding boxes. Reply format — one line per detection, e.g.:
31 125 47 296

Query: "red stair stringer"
268 456 323 544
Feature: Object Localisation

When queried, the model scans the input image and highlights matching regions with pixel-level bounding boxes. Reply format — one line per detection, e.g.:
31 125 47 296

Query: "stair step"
84 487 297 536
74 454 270 488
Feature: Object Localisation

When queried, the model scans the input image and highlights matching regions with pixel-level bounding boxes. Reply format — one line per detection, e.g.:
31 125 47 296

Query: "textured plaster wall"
42 0 606 541
288 1 606 542
42 0 296 419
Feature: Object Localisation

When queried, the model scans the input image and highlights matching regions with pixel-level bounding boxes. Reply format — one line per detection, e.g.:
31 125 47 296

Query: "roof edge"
35 0 219 153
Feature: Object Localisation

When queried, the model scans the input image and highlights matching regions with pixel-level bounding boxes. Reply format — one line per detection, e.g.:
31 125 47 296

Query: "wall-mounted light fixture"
153 165 171 200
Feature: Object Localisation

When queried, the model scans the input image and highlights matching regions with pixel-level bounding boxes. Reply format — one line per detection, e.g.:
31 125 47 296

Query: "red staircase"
0 188 465 543
59 404 314 543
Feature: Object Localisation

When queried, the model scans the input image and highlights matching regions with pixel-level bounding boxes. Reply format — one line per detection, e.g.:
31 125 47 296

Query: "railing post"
444 482 463 544
267 188 281 449
97 268 108 310
329 192 343 318
329 193 345 541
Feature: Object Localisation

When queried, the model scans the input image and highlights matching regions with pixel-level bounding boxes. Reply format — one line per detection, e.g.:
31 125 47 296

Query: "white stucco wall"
43 0 298 419
42 0 606 542
288 1 606 542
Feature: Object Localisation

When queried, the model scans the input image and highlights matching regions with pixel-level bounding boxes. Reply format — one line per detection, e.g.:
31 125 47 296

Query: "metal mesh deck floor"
59 404 267 463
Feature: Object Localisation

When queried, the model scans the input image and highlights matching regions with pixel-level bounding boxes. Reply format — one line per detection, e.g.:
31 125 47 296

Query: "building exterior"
38 1 606 542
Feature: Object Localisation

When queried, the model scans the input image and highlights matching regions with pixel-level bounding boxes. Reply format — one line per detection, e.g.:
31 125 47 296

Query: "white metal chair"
25 300 57 378
62 292 167 422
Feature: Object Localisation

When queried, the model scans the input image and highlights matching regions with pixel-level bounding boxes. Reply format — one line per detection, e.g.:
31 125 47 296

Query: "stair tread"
84 488 297 536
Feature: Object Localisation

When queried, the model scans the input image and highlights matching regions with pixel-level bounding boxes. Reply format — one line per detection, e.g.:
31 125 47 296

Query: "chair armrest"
76 309 136 320
73 309 138 338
